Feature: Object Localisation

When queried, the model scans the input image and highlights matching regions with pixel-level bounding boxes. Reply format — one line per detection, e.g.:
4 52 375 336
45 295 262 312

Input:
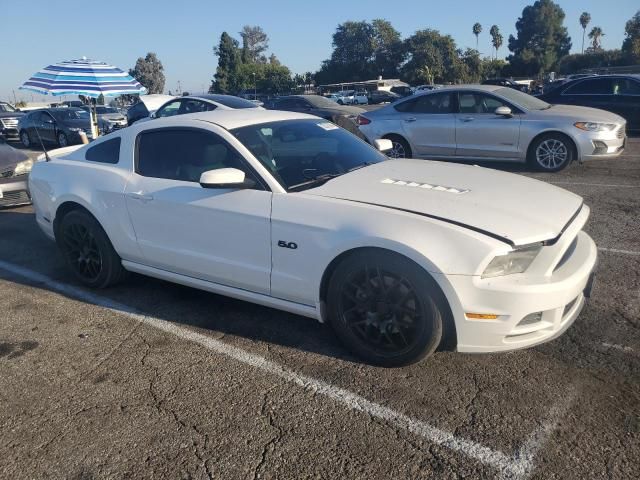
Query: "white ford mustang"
29 110 598 366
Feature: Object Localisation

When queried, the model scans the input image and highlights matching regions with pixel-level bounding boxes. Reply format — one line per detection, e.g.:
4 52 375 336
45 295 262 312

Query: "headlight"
482 245 541 278
14 159 34 175
574 122 617 132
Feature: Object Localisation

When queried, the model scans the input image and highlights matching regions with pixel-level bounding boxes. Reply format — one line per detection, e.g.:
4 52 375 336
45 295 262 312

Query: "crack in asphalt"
251 388 283 480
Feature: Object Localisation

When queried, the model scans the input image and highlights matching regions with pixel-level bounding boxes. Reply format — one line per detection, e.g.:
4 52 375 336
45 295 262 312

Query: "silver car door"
398 92 456 157
455 92 521 159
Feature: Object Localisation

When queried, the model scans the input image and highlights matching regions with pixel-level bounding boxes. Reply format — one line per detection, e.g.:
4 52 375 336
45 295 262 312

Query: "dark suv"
0 102 24 141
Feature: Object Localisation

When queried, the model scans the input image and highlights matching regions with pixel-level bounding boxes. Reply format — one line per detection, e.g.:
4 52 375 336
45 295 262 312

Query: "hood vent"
381 178 470 194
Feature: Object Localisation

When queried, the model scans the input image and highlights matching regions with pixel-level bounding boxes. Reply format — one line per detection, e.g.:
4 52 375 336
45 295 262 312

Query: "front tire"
56 210 127 288
20 130 31 148
57 132 68 147
327 250 444 367
528 133 574 172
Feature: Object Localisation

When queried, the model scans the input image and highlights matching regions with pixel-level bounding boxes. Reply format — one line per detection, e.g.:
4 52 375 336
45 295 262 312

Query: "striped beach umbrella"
20 57 147 98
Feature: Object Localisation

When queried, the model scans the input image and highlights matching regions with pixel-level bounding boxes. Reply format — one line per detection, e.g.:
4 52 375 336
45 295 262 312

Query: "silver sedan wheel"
388 141 407 159
535 139 568 169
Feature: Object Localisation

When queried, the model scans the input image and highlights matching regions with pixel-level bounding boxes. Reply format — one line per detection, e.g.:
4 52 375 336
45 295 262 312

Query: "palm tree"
588 26 605 51
579 12 591 53
489 25 501 59
473 23 482 49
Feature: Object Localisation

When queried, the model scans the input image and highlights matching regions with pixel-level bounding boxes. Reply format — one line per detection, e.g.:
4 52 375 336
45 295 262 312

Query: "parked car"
352 91 369 105
18 108 110 148
537 75 640 131
482 78 528 92
0 102 25 142
334 90 355 105
29 109 597 366
357 85 626 172
414 85 442 93
264 95 364 121
62 100 85 108
367 90 402 105
389 85 413 97
137 94 262 124
126 94 176 126
0 138 32 207
81 106 128 130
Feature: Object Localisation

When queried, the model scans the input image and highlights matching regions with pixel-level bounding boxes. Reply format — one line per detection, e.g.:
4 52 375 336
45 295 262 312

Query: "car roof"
152 109 317 130
435 84 503 93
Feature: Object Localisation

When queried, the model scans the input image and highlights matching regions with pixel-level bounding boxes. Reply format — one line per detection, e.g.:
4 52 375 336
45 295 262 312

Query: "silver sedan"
357 85 626 172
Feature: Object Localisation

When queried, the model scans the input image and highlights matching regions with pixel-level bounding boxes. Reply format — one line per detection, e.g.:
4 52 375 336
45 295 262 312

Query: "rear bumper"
447 230 597 353
0 176 31 207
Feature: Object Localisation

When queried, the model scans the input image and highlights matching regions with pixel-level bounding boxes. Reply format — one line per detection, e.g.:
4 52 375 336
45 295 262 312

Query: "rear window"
564 78 613 95
212 96 258 109
85 137 121 164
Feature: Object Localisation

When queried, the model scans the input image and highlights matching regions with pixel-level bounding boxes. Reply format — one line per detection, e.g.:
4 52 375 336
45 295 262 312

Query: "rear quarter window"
85 137 121 164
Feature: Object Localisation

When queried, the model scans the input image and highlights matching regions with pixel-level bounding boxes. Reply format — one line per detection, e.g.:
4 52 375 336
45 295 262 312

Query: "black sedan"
265 95 364 121
538 75 640 131
367 90 402 105
18 108 109 148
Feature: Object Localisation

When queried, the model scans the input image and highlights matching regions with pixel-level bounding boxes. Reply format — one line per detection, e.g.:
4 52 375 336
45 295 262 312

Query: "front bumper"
0 175 31 207
575 125 626 161
1 127 20 140
446 208 597 353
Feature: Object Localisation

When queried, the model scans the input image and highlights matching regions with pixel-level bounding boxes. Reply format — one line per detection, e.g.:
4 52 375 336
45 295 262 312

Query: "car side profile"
357 85 626 172
29 110 597 366
18 108 110 148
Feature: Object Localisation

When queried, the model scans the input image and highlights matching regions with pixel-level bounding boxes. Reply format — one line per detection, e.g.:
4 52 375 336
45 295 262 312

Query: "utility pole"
12 89 17 105
177 80 182 95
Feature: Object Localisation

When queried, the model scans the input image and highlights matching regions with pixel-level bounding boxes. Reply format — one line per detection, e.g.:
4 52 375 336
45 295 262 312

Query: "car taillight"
356 115 371 126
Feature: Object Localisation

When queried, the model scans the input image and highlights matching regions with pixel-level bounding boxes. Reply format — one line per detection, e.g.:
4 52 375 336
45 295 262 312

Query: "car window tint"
458 93 507 114
292 99 310 109
613 78 640 95
156 100 182 117
411 93 453 114
564 78 613 95
180 99 215 114
86 137 121 164
393 98 417 112
137 129 246 183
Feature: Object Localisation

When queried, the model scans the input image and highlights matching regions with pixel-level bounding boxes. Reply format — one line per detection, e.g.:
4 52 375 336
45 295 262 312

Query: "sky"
1 0 638 102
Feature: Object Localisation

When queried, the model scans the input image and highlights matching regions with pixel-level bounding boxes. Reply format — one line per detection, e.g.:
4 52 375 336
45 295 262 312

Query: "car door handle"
127 192 154 202
461 117 475 122
404 117 417 123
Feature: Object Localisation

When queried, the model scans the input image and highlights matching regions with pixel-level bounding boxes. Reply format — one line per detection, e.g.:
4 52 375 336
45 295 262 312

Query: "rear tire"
327 250 444 367
57 132 68 148
383 135 412 159
56 210 127 288
20 130 31 148
527 133 574 172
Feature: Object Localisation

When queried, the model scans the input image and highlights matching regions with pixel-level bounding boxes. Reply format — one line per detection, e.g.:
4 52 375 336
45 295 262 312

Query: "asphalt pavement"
1 138 639 479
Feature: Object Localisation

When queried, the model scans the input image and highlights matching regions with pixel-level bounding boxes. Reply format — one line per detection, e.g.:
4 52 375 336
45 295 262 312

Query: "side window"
86 137 121 164
458 93 507 114
137 129 249 183
411 93 453 114
276 99 296 109
564 78 613 95
613 78 640 95
292 99 310 109
156 100 182 118
394 98 417 112
180 99 216 114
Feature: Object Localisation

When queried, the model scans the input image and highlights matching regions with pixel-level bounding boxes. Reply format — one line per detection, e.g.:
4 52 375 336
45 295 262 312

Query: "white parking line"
0 260 568 479
598 247 640 256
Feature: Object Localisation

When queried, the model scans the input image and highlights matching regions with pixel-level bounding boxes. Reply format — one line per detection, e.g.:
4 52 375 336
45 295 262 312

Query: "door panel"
397 93 456 156
455 92 521 159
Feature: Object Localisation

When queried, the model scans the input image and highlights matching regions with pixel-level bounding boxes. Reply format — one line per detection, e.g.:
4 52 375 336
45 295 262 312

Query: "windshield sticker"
317 122 339 131
381 178 470 194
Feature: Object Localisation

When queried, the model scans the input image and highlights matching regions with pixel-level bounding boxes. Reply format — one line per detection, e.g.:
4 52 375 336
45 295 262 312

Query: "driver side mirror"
199 168 256 189
374 139 393 152
149 111 157 119
495 106 513 117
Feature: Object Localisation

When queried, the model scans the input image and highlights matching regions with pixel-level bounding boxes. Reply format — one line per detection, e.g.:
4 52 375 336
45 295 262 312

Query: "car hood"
304 159 583 246
0 142 29 168
536 104 625 123
0 111 24 119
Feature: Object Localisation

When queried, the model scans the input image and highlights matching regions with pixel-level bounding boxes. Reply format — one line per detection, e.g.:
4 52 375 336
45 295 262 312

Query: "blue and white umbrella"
20 57 147 98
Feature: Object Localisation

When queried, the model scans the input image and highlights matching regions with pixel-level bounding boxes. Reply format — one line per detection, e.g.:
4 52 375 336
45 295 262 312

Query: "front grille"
0 117 19 128
0 190 31 207
1 168 15 178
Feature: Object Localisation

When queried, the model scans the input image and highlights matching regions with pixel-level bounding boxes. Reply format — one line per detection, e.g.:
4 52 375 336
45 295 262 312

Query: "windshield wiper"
347 161 374 173
288 172 343 192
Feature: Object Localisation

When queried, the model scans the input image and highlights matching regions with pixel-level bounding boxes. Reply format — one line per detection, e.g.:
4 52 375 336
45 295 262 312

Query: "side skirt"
121 260 320 321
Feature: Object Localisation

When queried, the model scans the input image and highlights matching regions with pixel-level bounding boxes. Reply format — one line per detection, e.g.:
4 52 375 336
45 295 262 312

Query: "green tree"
587 26 605 52
481 58 507 79
460 48 482 82
507 0 572 76
211 32 241 93
579 12 591 53
371 19 406 77
557 50 624 74
473 23 482 49
401 29 465 84
235 63 293 95
129 52 165 94
489 25 502 59
622 10 640 61
240 25 269 64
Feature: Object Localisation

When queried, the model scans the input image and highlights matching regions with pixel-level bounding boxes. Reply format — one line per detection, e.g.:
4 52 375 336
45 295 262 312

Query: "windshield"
50 109 90 121
96 107 118 114
495 87 550 111
0 103 16 113
210 96 258 109
306 95 343 108
232 119 387 191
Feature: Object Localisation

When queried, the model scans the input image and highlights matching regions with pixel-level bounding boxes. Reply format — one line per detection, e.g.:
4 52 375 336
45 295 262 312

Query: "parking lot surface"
1 139 639 479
